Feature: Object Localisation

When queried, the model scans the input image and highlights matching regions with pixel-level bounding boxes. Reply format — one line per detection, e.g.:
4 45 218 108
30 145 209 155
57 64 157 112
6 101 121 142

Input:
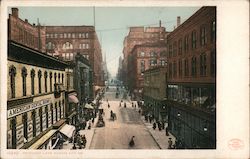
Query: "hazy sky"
8 7 200 77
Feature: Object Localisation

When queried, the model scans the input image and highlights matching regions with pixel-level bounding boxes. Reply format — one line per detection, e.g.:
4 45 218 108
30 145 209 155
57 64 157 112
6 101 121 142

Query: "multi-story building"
166 6 216 148
127 43 167 99
143 66 168 121
121 24 168 87
7 40 69 149
45 25 104 96
8 8 46 52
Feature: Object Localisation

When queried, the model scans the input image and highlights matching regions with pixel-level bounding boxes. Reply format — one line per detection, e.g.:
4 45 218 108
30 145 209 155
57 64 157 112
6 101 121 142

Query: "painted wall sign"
7 98 51 118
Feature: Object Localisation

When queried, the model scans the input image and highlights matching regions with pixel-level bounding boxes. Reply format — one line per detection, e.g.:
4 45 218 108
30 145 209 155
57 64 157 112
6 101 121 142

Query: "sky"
8 7 200 77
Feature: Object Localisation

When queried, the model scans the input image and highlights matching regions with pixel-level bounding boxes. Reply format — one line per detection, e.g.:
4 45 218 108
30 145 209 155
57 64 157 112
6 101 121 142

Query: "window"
22 67 27 96
184 35 189 52
22 113 28 142
54 73 57 91
31 69 35 95
64 33 67 38
178 59 182 77
200 26 207 46
10 117 17 148
38 70 42 94
200 53 207 76
59 101 62 119
86 44 89 49
44 71 48 93
140 60 145 73
86 33 89 38
46 34 49 38
62 74 64 84
169 44 173 57
150 59 157 66
63 42 73 50
173 62 177 77
9 65 16 98
178 39 182 55
192 30 197 49
79 33 82 38
68 33 71 38
160 60 165 66
184 59 189 76
32 110 36 137
54 34 57 38
150 52 157 57
49 72 52 92
210 50 216 76
70 53 74 60
140 52 145 57
191 57 197 77
173 41 177 56
55 103 58 122
211 21 216 42
46 42 55 50
45 106 48 128
58 73 61 84
72 33 75 38
169 63 172 78
60 34 63 38
50 104 53 125
39 108 43 132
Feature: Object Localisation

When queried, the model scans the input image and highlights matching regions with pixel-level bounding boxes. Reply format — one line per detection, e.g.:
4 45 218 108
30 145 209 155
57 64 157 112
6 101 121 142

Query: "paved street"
89 86 160 149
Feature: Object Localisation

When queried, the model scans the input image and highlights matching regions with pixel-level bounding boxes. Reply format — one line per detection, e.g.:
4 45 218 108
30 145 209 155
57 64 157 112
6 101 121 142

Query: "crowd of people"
72 132 87 149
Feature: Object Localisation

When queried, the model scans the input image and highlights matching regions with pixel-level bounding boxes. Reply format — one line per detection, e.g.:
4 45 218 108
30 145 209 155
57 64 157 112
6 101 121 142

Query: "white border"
1 0 249 159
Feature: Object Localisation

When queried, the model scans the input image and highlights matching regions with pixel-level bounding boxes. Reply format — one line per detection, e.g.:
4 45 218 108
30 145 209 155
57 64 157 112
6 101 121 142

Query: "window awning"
68 94 79 104
28 130 57 149
59 124 76 139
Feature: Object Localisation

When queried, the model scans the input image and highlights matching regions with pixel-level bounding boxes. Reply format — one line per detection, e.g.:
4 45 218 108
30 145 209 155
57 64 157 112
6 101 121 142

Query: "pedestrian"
157 121 162 131
153 122 156 130
165 126 169 136
168 138 173 149
88 122 91 129
138 109 141 114
72 143 77 149
82 135 87 148
108 103 110 108
119 102 121 107
161 121 165 129
124 102 126 108
92 118 95 123
149 115 152 123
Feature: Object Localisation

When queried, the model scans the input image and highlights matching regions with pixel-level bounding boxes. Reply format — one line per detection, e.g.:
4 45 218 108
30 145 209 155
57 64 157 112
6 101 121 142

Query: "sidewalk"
140 116 176 149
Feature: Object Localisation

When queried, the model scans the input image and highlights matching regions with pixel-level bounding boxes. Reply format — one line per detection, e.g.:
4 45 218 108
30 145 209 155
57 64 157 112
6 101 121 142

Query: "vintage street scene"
7 6 216 150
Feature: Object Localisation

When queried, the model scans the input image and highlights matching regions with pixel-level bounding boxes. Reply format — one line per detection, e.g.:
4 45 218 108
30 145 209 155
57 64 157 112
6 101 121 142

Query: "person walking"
165 126 169 136
153 122 156 130
168 138 173 149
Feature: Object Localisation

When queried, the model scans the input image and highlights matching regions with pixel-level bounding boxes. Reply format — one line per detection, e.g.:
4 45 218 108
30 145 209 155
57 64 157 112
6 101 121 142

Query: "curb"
87 128 96 149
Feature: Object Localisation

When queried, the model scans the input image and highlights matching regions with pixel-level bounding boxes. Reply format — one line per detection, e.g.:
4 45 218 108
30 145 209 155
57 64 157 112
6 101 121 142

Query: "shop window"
9 65 16 98
38 70 42 94
22 113 28 142
22 67 27 96
39 108 43 132
49 72 52 92
30 69 36 95
32 111 36 137
10 117 17 148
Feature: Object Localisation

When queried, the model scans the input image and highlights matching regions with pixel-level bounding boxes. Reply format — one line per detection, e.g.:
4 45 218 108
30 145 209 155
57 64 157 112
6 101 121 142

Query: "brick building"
128 43 167 99
166 6 216 148
45 25 104 95
122 25 168 87
8 8 46 53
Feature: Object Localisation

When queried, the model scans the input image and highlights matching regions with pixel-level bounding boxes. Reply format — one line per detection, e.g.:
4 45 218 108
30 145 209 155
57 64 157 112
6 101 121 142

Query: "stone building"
143 66 168 121
8 8 46 52
7 41 69 149
166 6 216 148
121 25 169 87
45 25 104 95
127 43 167 99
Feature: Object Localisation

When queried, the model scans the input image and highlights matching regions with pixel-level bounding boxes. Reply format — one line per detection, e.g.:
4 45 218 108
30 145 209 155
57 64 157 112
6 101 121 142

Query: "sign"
7 130 12 149
42 113 47 130
7 98 51 118
27 120 33 142
36 116 40 136
16 124 24 149
48 111 52 127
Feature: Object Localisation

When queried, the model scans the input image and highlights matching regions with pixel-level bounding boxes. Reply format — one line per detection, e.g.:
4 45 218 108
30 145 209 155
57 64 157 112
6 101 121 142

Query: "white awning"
59 124 76 139
68 95 79 104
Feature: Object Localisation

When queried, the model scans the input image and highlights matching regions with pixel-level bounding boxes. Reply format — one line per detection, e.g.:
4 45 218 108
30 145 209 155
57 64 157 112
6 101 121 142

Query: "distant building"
166 6 216 148
45 25 104 95
121 24 169 87
128 43 167 99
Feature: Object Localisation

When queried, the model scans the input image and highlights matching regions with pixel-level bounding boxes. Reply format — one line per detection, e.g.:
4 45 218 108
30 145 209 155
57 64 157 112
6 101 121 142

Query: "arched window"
9 65 16 98
44 71 48 93
62 42 73 50
38 70 42 94
58 73 61 84
49 72 52 92
54 73 57 91
30 69 36 95
22 67 27 96
62 74 64 84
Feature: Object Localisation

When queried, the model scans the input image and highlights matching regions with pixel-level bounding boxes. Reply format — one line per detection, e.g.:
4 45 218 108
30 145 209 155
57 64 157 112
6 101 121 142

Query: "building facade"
7 41 69 149
45 25 104 95
128 43 167 99
143 66 168 121
166 6 216 148
121 25 168 87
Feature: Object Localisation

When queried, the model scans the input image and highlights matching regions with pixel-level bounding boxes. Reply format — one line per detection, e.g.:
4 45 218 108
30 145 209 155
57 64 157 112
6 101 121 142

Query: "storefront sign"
16 124 24 149
48 112 52 127
7 130 12 149
42 113 47 130
27 120 33 142
7 99 51 118
36 117 40 136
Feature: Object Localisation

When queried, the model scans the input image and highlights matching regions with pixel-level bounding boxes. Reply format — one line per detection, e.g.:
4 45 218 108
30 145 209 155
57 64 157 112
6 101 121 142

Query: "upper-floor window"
178 59 182 77
86 33 89 38
30 69 36 95
200 26 207 46
62 42 73 50
62 74 64 84
173 41 177 56
184 59 189 76
9 65 16 98
200 53 207 76
192 30 197 49
140 52 145 57
169 44 173 57
38 70 42 94
54 34 58 38
54 73 57 91
191 57 197 77
168 63 172 78
22 67 27 96
68 33 71 38
140 60 145 73
44 71 48 93
64 33 67 38
49 72 52 92
184 35 189 52
72 33 75 38
178 39 182 55
58 73 61 84
160 60 165 66
173 62 177 78
150 59 157 66
46 42 55 50
60 34 63 38
150 52 157 57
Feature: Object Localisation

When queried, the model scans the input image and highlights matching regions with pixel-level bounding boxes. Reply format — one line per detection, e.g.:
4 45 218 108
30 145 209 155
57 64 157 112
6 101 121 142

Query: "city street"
89 86 160 149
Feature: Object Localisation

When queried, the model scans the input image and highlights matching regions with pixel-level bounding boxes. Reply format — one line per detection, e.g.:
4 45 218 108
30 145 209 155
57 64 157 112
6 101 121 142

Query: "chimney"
159 20 161 27
11 8 19 18
25 19 28 23
177 16 181 27
33 23 36 26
